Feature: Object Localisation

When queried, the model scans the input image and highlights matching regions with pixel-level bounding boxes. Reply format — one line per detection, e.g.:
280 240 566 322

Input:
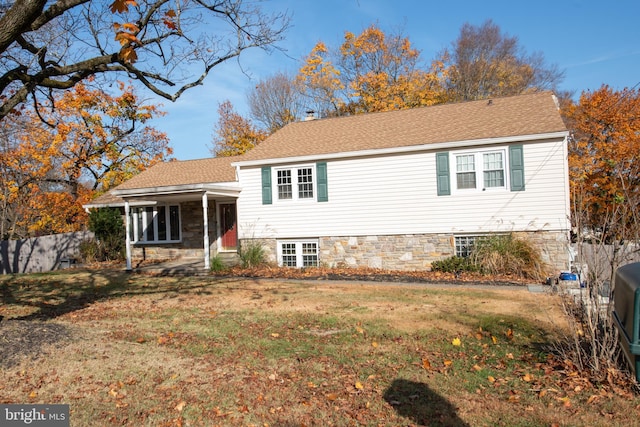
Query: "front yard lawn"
0 268 637 426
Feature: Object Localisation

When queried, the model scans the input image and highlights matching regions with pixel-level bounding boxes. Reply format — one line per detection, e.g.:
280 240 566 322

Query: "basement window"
277 240 319 268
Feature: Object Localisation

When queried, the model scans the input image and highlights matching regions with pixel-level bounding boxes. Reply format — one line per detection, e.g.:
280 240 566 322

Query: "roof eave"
231 131 569 167
113 182 241 198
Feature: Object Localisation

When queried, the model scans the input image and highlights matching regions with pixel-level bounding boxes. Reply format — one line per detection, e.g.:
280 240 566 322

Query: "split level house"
85 91 572 273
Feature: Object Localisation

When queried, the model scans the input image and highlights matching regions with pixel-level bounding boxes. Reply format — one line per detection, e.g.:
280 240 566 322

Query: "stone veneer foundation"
242 230 571 273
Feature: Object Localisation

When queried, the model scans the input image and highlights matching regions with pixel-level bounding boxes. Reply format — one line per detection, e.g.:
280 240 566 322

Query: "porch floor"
132 258 209 276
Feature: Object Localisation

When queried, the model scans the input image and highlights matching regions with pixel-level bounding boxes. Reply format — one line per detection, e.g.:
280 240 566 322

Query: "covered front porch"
113 183 241 272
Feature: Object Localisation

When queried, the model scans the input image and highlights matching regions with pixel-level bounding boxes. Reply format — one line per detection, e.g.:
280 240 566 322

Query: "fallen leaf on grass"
371 341 378 348
175 400 186 412
355 381 364 390
452 337 461 346
326 393 338 401
270 333 280 338
422 358 431 370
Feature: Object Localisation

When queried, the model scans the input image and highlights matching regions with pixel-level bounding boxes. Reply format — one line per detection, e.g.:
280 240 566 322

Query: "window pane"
456 155 475 172
302 242 318 267
456 155 476 189
169 206 180 240
136 208 144 241
483 152 504 187
483 152 503 170
281 243 297 267
297 168 314 199
277 170 292 199
455 236 476 257
457 172 476 189
484 170 504 187
145 207 155 241
157 206 167 241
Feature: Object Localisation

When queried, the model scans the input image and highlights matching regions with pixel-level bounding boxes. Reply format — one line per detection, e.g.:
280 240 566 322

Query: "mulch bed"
213 265 534 287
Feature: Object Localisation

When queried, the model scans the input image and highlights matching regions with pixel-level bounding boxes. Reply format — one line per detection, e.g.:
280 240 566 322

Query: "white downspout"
124 201 132 271
202 192 210 270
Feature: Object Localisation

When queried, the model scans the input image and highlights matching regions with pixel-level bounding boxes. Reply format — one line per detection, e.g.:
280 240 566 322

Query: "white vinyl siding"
237 137 570 239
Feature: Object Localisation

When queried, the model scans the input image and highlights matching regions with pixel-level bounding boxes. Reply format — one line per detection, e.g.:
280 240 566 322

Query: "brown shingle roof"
115 156 238 190
85 190 125 207
238 91 566 162
94 92 565 196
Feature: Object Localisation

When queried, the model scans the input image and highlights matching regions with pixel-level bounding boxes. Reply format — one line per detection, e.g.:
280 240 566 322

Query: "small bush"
239 240 266 268
471 233 544 280
432 234 545 280
84 208 125 262
431 256 477 273
210 255 227 272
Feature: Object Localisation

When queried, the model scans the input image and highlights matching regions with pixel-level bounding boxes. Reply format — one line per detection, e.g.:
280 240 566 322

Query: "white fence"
0 231 94 274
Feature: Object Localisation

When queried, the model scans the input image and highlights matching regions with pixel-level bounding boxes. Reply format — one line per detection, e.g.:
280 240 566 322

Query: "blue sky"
149 0 640 160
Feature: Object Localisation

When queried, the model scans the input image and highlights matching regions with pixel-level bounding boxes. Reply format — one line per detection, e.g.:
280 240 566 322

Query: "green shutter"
436 152 450 196
316 162 328 202
509 145 525 191
261 166 272 204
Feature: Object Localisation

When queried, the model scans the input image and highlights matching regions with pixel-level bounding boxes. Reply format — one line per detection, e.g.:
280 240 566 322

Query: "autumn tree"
564 85 640 247
0 81 170 238
336 24 447 113
0 0 290 120
247 72 304 133
297 25 447 116
560 85 640 378
439 20 564 101
210 100 267 157
296 41 346 117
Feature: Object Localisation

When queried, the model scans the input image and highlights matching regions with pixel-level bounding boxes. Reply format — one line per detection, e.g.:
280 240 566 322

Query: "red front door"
220 203 237 250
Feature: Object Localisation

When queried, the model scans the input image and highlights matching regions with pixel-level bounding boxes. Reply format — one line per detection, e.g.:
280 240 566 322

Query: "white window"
130 205 180 243
275 166 314 200
277 240 319 267
454 150 506 191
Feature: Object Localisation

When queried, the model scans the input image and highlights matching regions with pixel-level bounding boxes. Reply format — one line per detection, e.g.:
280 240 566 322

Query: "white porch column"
124 201 132 271
202 192 210 270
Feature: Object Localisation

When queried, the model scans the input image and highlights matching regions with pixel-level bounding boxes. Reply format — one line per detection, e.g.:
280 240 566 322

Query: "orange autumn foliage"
0 81 170 238
563 85 640 239
297 24 447 116
211 100 267 157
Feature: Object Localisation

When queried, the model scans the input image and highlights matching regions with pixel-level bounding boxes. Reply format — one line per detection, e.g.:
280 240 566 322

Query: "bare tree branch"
0 0 290 120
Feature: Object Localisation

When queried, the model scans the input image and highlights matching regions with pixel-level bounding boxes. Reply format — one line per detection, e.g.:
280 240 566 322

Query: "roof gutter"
231 131 569 168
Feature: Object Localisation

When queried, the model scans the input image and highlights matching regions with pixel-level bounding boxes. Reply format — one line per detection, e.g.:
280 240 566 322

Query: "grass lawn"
0 268 637 426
